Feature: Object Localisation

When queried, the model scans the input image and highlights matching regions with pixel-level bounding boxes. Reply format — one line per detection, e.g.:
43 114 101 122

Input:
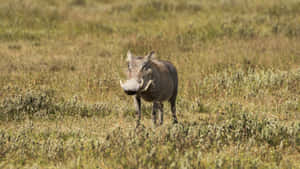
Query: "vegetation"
0 0 300 168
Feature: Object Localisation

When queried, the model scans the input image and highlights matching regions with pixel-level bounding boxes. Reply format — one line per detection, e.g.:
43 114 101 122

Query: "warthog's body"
120 51 178 126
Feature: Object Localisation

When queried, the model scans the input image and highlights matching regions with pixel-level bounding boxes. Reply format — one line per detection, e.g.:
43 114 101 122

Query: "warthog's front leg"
152 102 159 125
158 102 164 125
134 95 141 127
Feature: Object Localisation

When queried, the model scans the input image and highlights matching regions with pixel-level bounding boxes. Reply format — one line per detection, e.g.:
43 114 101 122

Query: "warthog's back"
140 60 178 102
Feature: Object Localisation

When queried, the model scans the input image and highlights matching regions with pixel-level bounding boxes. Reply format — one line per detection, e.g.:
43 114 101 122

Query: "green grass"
0 0 300 168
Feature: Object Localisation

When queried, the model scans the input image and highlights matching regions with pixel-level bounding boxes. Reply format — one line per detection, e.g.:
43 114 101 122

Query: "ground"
0 0 300 168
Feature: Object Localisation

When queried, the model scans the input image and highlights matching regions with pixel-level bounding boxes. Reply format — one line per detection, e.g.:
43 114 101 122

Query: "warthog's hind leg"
169 97 178 124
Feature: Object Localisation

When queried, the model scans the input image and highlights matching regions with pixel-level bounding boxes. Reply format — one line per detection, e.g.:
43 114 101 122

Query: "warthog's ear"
126 50 132 62
145 51 155 61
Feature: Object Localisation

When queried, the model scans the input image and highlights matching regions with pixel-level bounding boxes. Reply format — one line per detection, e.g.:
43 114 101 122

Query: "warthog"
120 51 178 126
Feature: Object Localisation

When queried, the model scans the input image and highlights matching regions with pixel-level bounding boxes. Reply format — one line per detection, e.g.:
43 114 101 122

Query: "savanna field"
0 0 300 168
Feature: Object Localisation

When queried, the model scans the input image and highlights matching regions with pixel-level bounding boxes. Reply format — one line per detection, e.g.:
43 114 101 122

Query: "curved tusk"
142 80 153 92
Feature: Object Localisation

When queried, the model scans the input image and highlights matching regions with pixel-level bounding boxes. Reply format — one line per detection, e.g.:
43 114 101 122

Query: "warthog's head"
120 51 155 95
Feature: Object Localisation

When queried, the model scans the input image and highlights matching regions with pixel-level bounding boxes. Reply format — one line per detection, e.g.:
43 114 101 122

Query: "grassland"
0 0 300 168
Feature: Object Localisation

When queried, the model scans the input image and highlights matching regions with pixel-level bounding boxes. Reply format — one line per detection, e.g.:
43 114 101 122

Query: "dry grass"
0 0 300 168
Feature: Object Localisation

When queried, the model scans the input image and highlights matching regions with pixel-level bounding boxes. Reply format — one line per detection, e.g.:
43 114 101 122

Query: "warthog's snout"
120 79 142 95
120 79 153 95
